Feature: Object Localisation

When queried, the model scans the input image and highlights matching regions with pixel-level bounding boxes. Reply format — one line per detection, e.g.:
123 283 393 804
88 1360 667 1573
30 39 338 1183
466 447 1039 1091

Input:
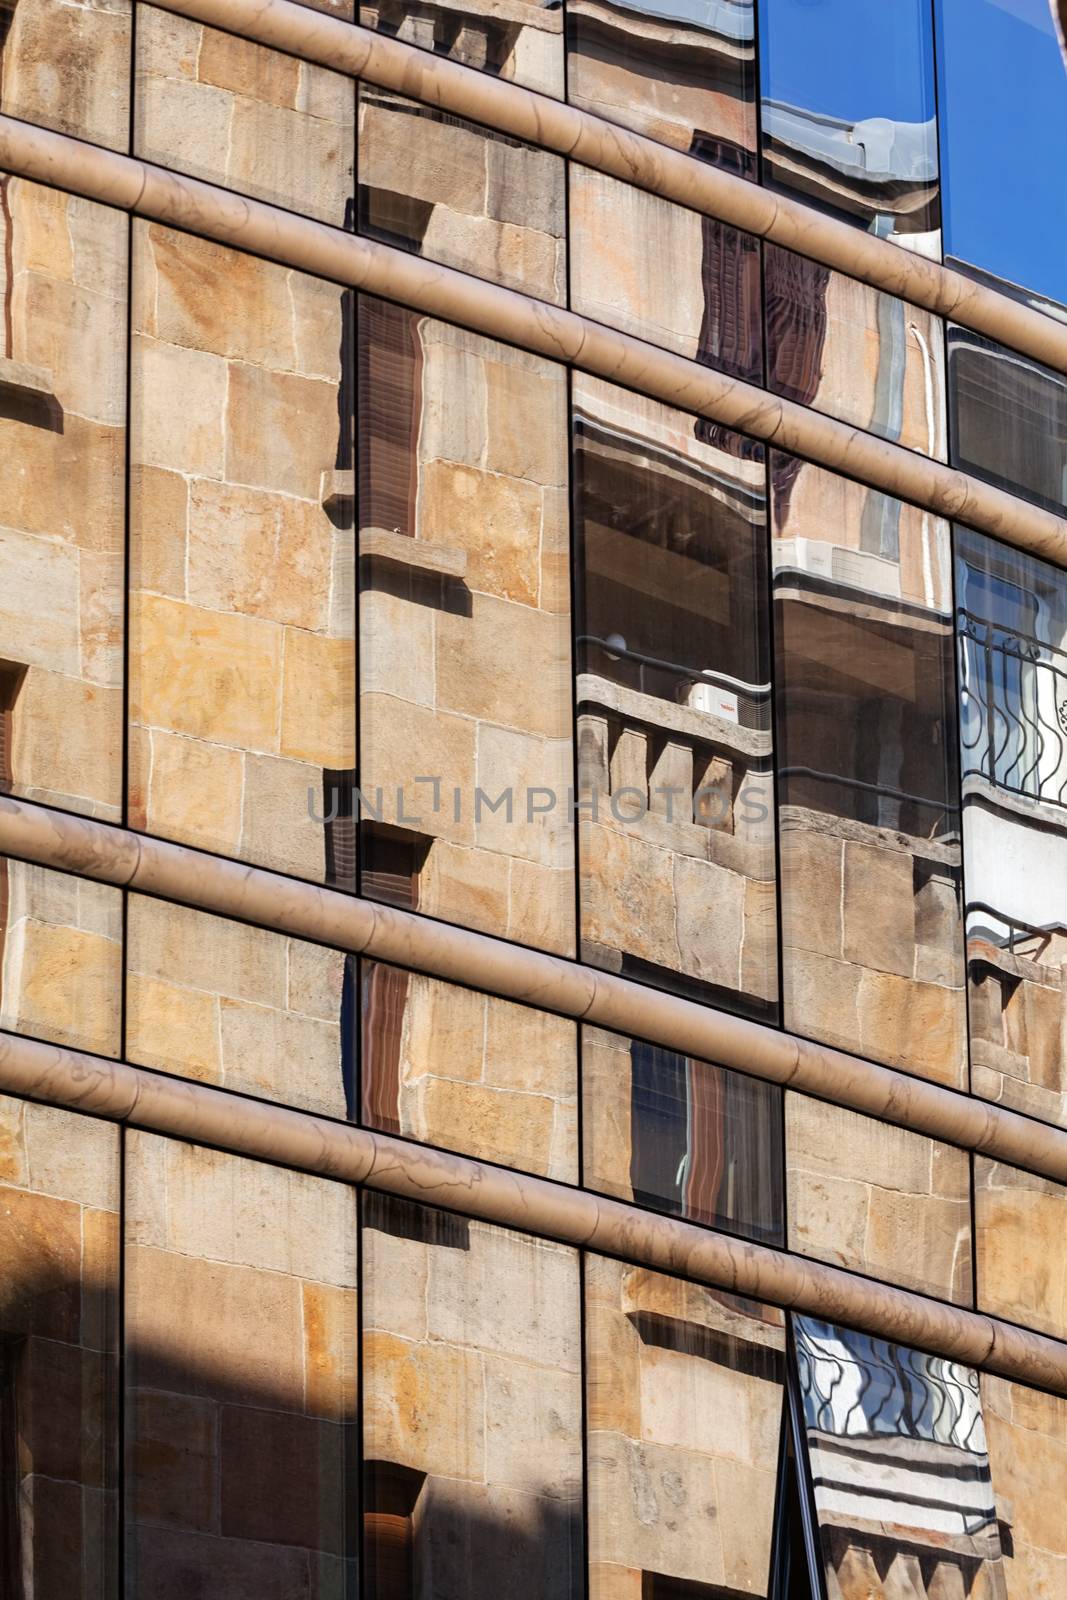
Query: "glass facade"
2 6 1066 1599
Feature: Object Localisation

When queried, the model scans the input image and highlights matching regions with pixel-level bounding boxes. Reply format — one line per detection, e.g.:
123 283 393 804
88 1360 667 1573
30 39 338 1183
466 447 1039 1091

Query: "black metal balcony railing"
958 606 1067 811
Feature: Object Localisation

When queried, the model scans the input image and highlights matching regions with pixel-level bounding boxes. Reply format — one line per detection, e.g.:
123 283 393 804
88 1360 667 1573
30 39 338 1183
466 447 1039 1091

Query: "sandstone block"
135 727 244 859
134 337 227 477
362 1330 485 1482
187 479 334 630
128 1388 218 1533
841 837 916 978
225 363 340 500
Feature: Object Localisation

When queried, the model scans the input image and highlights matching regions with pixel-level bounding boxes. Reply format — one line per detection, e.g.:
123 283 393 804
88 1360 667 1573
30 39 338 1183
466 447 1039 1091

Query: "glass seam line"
0 113 1064 570
0 1024 1062 1394
142 0 1067 379
1 794 1064 1187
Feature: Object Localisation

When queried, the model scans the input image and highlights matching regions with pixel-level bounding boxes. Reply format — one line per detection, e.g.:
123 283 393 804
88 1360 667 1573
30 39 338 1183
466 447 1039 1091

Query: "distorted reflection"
982 1373 1067 1598
773 457 966 1085
957 530 1067 1128
759 0 940 256
358 0 564 96
358 87 566 302
587 1258 785 1599
794 1317 1009 1599
582 1026 784 1242
573 375 777 1014
567 0 757 172
765 244 946 457
937 0 1067 307
948 326 1067 516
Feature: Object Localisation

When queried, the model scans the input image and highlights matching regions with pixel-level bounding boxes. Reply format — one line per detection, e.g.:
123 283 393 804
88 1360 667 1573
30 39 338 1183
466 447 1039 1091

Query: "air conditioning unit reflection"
682 679 739 723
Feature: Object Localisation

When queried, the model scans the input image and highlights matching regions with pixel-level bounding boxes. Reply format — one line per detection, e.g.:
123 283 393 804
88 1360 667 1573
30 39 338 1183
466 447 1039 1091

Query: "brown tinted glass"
566 0 757 173
361 962 578 1180
974 1157 1067 1342
358 0 564 96
956 528 1067 1129
362 1193 583 1600
129 224 355 883
135 8 355 226
574 374 776 1012
982 1373 1067 1598
0 1096 119 1600
794 1317 1008 1596
125 1134 359 1595
358 298 574 952
772 455 966 1086
583 1025 784 1244
126 897 354 1117
358 87 566 303
0 0 130 147
0 182 125 820
786 1094 971 1303
0 860 121 1056
569 168 763 382
765 243 947 458
948 325 1067 518
586 1255 785 1599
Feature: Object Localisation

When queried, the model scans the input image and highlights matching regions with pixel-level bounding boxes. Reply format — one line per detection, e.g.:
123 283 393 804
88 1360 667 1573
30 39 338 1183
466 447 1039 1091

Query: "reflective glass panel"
758 0 940 256
794 1317 1008 1597
129 225 355 883
0 861 121 1056
0 182 126 820
357 0 564 96
126 896 354 1117
358 300 574 952
765 244 947 459
586 1256 785 1598
582 1024 784 1243
125 1134 359 1595
0 1095 119 1600
772 456 966 1086
974 1156 1067 1341
786 1094 971 1303
135 8 355 227
569 168 763 382
362 1194 583 1599
0 0 130 147
937 0 1067 307
982 1374 1067 1598
948 326 1067 517
956 529 1067 1128
361 963 578 1180
573 374 776 1011
358 87 566 303
566 0 757 171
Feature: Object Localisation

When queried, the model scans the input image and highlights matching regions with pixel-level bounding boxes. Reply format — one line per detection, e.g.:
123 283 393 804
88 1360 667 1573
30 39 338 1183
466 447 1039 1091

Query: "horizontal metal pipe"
0 1025 1062 1392
151 0 1067 379
1 794 1065 1188
0 115 1065 569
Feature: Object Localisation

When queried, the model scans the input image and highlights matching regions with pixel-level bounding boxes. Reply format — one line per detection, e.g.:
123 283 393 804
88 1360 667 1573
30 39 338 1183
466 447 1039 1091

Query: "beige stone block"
856 968 967 1087
0 1099 28 1187
416 323 488 468
787 1095 938 1195
136 7 201 80
302 1280 358 1422
418 840 510 936
438 594 570 735
399 974 487 1087
742 875 779 1002
780 826 843 958
126 973 221 1083
360 587 436 709
132 592 283 752
136 75 234 187
1 920 120 1057
197 26 300 105
588 1430 726 1583
673 852 746 990
16 270 126 423
842 838 916 978
420 208 562 301
130 467 188 597
147 228 297 369
13 184 75 282
228 95 352 224
290 271 348 384
976 1163 1067 1341
0 411 124 553
484 998 576 1097
287 942 346 1024
506 855 575 956
714 1456 782 1594
136 728 244 858
0 524 82 675
361 695 477 844
483 354 567 488
186 480 334 630
280 629 355 767
419 460 544 605
225 363 341 501
3 0 131 149
219 998 346 1117
362 1214 430 1343
11 669 120 818
360 97 487 214
417 1077 556 1174
240 752 328 881
127 897 287 1008
539 486 572 616
426 1224 580 1372
581 825 678 971
362 1331 485 1480
474 725 573 868
484 1354 581 1497
589 1565 643 1600
863 1185 971 1304
783 946 860 1051
78 548 124 686
21 1101 119 1210
134 337 227 477
67 192 129 301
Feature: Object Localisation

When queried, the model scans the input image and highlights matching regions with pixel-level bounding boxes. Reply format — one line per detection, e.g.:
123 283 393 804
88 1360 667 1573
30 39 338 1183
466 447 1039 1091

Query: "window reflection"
794 1317 1008 1597
573 375 777 1013
982 1373 1067 1599
773 457 966 1085
759 0 940 256
948 326 1067 517
567 0 757 172
583 1025 784 1243
358 0 564 97
957 530 1067 1128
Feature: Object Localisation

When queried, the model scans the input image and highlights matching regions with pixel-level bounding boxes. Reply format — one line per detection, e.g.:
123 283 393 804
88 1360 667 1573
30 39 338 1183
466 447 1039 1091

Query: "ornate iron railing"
958 606 1067 810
